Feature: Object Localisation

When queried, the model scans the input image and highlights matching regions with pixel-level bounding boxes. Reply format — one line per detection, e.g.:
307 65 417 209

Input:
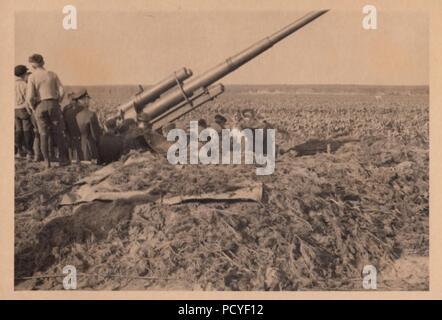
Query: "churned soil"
14 89 429 290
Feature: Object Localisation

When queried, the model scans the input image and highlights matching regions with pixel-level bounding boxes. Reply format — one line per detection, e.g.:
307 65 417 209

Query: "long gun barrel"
113 10 329 129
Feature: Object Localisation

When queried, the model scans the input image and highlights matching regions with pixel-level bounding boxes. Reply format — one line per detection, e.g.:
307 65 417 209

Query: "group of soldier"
15 54 103 169
15 53 261 170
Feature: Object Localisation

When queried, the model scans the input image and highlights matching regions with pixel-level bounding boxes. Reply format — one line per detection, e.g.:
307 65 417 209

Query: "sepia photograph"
11 4 429 292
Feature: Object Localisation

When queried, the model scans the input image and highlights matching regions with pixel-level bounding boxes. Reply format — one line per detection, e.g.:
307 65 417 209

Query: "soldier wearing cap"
72 88 103 163
26 53 68 168
137 112 153 130
62 91 83 163
14 65 34 160
210 114 227 134
238 108 261 129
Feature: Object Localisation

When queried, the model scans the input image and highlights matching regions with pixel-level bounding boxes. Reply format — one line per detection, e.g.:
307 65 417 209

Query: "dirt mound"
15 136 428 290
14 92 429 290
15 200 134 280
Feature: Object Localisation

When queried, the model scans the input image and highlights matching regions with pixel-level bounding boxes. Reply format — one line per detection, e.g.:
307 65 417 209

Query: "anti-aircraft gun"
103 10 329 157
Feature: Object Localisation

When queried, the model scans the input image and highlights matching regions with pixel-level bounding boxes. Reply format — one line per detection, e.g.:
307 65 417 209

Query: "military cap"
71 88 91 100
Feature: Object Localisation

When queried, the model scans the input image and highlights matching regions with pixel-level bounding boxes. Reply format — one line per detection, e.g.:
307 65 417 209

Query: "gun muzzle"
118 67 193 120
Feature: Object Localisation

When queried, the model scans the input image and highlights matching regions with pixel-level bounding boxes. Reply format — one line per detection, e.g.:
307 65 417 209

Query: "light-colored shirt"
15 77 28 109
26 67 64 107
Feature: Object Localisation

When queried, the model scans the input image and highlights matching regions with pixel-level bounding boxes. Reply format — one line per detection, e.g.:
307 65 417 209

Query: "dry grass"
15 86 429 290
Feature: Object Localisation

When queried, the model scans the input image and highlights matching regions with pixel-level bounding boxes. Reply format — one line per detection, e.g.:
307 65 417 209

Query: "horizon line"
63 83 430 87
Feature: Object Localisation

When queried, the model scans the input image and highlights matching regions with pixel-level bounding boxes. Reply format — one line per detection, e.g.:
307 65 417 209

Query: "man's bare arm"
56 74 65 102
25 76 36 108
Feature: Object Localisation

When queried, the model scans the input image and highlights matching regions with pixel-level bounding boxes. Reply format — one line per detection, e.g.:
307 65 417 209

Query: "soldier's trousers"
67 136 83 162
30 113 43 160
14 108 33 156
34 99 68 163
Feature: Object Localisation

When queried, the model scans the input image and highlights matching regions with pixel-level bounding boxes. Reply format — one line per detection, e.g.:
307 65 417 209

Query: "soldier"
26 54 69 168
238 109 260 129
72 88 103 163
197 118 208 131
210 114 227 134
137 112 152 130
161 122 176 138
14 65 33 160
62 92 83 163
117 113 152 154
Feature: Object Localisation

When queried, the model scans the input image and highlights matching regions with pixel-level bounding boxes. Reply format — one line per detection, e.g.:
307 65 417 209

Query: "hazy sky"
15 10 428 85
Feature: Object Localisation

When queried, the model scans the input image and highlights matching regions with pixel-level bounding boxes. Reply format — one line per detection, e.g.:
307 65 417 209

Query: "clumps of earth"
14 134 428 290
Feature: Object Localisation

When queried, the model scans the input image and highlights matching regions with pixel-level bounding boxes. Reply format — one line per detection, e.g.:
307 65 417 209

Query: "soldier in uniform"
72 88 103 163
62 92 83 163
26 54 69 168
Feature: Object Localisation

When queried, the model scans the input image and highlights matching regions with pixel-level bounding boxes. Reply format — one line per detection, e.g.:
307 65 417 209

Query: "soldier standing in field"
14 65 34 160
62 92 83 163
72 88 103 163
26 54 69 168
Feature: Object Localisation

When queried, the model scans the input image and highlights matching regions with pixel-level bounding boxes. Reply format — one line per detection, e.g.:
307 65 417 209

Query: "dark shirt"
63 102 82 138
75 107 102 161
76 107 102 140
